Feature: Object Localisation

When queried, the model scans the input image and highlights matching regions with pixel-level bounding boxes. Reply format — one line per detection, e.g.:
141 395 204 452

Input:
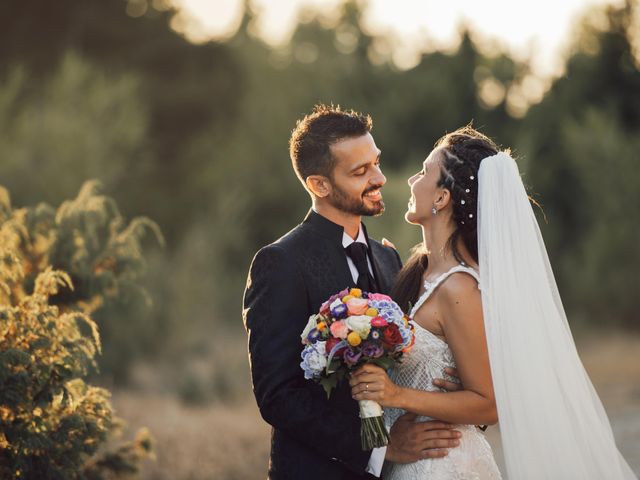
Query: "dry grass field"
111 332 640 479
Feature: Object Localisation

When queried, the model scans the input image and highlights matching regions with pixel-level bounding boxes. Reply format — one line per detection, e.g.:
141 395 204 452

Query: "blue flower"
399 326 413 347
300 341 327 379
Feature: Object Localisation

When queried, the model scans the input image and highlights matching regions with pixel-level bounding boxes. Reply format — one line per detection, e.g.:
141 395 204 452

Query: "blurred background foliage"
0 183 154 478
0 0 638 399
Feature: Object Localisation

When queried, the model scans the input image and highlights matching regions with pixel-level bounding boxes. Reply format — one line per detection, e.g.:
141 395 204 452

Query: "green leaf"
319 376 338 399
370 357 395 371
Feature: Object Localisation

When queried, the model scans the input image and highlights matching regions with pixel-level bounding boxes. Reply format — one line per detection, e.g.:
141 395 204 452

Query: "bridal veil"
477 152 636 479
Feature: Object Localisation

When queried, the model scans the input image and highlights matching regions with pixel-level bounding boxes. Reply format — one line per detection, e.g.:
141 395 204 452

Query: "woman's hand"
349 364 403 408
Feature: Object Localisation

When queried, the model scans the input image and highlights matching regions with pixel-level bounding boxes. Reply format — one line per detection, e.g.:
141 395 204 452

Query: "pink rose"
330 320 349 339
337 287 349 299
319 301 330 315
367 293 392 301
345 297 369 315
371 316 388 327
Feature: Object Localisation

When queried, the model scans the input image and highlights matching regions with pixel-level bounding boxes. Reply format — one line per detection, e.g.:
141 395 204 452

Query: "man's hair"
289 104 372 186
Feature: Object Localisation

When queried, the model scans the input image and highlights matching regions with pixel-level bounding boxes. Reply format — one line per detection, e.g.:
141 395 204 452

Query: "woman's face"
405 147 446 225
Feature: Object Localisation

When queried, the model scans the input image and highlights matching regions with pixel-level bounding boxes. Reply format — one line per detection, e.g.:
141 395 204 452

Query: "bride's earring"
431 207 438 215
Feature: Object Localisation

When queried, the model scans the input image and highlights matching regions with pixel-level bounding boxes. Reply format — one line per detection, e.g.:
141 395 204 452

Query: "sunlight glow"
171 0 623 76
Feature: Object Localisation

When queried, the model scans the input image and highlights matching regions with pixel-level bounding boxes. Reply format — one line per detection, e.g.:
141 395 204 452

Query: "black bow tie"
344 242 376 293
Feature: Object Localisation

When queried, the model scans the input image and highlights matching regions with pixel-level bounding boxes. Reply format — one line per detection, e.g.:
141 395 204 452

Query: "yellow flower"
347 331 362 346
349 288 362 298
341 295 354 303
365 308 378 317
317 321 327 331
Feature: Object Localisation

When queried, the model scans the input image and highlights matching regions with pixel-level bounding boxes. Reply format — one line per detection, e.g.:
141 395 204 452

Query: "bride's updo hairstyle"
392 126 499 312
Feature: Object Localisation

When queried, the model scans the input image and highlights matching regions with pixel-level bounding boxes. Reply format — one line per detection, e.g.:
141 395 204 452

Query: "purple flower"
330 303 348 319
307 328 322 343
361 342 383 359
343 348 362 366
328 288 350 305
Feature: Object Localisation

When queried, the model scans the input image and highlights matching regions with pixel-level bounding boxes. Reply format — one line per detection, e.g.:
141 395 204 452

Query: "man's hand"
432 367 463 392
385 413 461 464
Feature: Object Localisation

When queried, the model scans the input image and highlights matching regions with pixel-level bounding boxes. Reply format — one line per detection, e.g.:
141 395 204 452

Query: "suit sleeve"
390 245 403 270
243 244 371 474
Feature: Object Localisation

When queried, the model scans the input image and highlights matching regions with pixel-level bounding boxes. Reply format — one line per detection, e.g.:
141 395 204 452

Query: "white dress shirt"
342 227 386 477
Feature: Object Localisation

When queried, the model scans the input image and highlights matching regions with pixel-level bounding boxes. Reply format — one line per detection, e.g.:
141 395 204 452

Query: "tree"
0 183 156 478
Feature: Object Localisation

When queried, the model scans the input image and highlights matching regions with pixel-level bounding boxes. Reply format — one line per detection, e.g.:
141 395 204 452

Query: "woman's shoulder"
436 270 481 307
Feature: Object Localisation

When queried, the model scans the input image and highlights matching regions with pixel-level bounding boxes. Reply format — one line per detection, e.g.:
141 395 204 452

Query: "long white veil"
477 152 636 479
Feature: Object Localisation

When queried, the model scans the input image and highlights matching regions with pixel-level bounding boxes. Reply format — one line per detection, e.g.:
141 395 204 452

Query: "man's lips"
364 188 383 201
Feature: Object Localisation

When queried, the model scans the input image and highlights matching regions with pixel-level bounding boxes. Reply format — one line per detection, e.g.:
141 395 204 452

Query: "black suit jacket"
243 210 403 480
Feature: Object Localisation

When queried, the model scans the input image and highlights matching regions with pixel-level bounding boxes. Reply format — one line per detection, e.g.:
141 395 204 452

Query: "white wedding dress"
383 265 502 480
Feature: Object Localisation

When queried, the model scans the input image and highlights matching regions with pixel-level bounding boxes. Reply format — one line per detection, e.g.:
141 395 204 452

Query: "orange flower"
347 331 362 346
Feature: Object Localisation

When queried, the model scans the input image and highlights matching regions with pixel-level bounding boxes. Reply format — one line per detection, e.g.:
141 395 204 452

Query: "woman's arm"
350 273 497 425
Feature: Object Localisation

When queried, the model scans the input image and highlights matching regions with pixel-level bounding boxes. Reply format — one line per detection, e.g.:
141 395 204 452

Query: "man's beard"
329 183 385 217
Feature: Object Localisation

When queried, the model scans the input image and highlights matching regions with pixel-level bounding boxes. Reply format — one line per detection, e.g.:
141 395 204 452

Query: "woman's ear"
306 175 331 198
434 188 451 211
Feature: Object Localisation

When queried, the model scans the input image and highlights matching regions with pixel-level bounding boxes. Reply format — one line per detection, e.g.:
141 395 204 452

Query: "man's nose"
371 166 386 186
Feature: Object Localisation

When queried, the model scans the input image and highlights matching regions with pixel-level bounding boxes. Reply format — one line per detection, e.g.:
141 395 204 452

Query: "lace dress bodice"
383 265 502 480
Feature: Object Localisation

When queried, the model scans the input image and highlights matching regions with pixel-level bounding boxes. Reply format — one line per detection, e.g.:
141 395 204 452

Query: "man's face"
327 133 386 216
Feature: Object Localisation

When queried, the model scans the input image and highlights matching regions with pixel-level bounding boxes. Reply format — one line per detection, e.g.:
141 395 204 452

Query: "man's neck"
313 202 361 240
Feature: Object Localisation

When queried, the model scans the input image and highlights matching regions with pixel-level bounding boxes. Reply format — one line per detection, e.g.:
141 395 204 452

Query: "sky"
169 0 623 77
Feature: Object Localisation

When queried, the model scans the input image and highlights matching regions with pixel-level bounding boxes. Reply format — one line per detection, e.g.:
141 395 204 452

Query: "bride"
349 126 636 479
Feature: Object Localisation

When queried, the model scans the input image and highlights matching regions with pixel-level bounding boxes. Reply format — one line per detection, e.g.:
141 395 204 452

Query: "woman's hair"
391 125 499 312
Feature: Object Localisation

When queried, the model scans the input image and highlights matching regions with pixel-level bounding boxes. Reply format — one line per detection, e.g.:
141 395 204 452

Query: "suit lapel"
331 239 355 291
301 210 395 294
369 242 390 294
302 209 355 293
361 222 392 294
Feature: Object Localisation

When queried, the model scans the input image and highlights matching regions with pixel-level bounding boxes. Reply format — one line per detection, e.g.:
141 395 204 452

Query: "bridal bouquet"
300 288 415 450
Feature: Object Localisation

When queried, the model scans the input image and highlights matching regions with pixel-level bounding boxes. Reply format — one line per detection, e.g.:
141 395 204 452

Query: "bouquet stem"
358 400 389 450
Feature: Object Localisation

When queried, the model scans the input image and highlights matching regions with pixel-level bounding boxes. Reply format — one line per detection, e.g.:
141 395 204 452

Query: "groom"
243 105 461 479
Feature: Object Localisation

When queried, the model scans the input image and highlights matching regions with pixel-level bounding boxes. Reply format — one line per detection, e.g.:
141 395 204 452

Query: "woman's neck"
420 221 469 277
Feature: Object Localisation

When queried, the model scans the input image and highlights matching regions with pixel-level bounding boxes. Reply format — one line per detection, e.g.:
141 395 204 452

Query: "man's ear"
306 175 331 198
